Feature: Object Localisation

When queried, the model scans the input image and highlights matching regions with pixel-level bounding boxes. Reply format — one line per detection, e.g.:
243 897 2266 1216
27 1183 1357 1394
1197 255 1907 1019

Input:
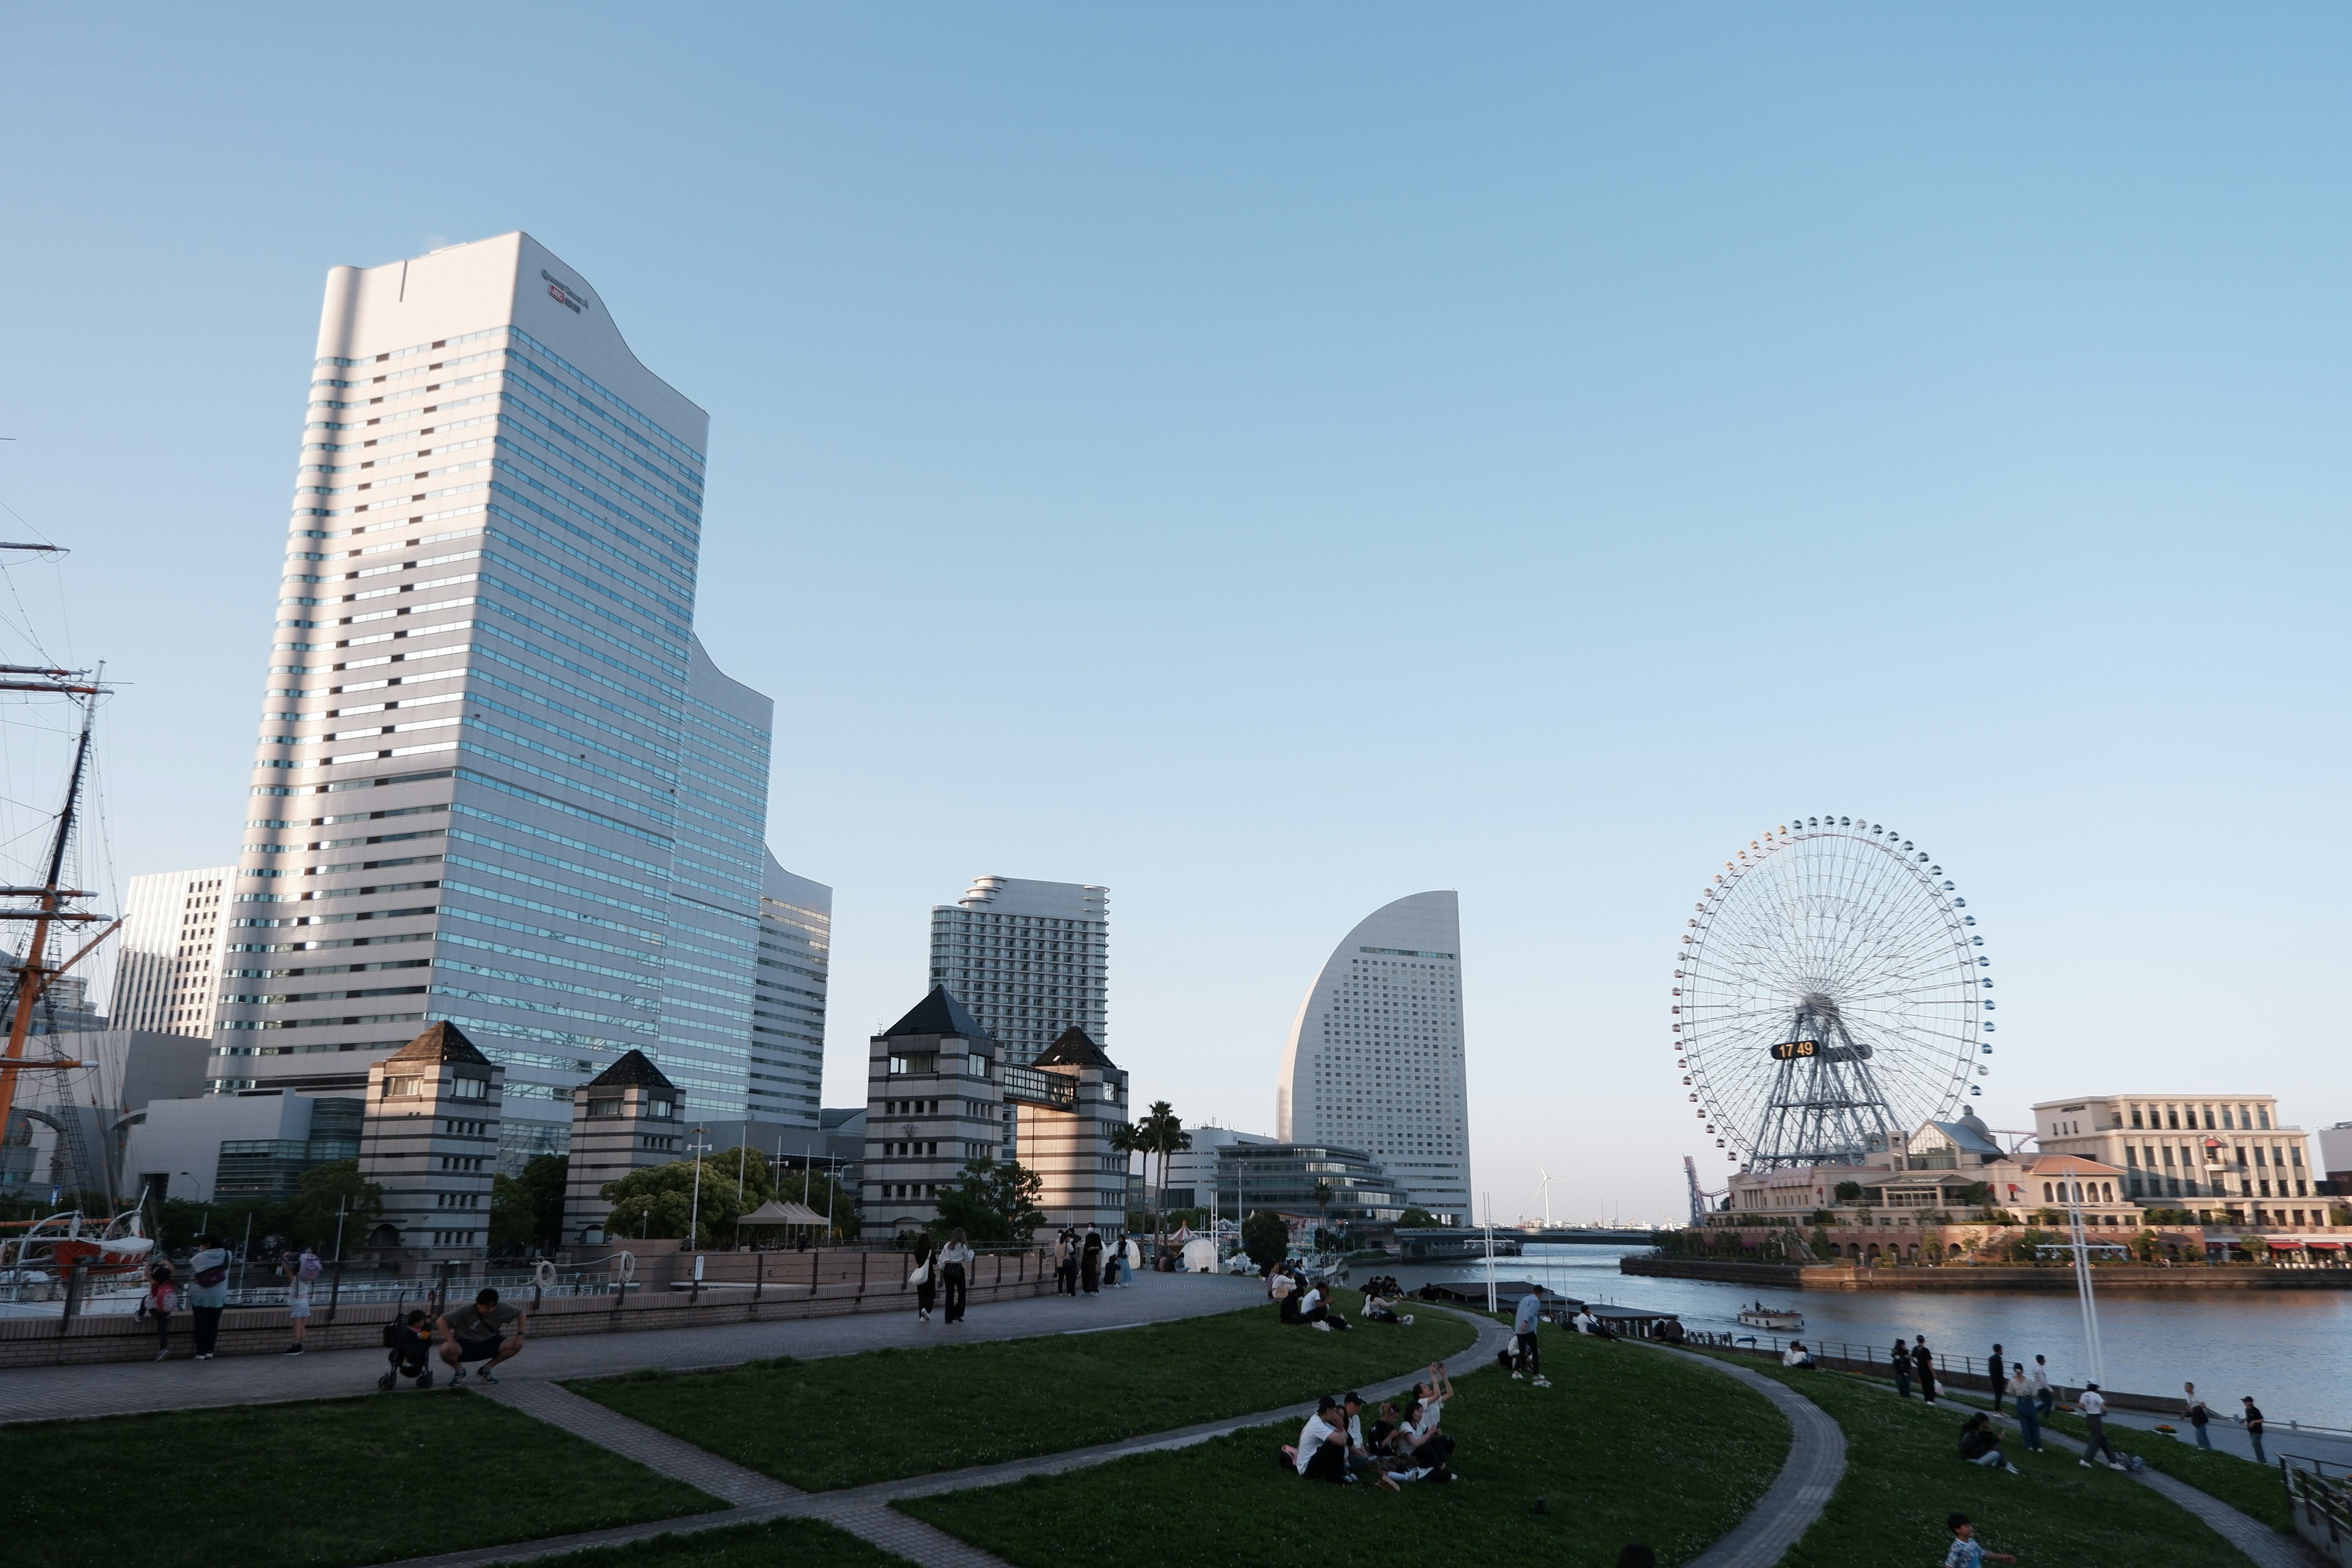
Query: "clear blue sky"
4 7 2346 1220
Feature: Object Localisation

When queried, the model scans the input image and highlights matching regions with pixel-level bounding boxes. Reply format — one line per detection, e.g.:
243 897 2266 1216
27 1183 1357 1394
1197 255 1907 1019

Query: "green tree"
1135 1101 1192 1242
1833 1180 1863 1202
1396 1206 1437 1228
1241 1208 1288 1271
1311 1180 1335 1235
602 1144 775 1246
285 1159 384 1254
489 1154 569 1253
933 1158 1046 1245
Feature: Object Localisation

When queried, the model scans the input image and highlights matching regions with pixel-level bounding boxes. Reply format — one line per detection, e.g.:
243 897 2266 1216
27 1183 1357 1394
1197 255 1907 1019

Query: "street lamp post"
687 1127 712 1251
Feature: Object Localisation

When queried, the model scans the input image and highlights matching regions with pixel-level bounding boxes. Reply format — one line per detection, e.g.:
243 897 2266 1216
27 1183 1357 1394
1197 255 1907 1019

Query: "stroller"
378 1310 435 1391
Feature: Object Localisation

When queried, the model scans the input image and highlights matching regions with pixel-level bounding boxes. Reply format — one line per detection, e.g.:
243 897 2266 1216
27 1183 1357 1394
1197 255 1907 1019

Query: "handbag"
908 1261 931 1286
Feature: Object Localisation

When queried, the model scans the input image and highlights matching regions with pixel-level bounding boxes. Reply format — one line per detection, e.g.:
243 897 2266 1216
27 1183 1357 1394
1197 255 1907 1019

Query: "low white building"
2033 1093 2323 1224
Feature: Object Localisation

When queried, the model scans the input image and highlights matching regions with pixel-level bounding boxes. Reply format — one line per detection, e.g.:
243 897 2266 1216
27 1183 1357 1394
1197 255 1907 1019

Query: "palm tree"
1137 1101 1191 1245
1312 1179 1335 1245
1107 1119 1140 1224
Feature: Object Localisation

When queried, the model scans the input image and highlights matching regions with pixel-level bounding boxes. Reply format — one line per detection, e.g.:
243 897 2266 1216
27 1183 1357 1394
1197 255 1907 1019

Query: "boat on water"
0 1209 156 1296
1737 1300 1804 1332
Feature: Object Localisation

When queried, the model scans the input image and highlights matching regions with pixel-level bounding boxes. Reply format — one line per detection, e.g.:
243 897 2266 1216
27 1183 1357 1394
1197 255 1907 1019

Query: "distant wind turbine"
1537 1166 1553 1229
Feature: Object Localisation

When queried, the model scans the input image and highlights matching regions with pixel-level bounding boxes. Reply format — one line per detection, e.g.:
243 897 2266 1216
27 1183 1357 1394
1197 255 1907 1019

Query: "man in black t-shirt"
437 1288 526 1384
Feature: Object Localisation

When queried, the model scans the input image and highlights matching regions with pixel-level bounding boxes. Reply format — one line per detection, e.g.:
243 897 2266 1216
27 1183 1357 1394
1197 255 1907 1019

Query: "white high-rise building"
753 854 831 1127
210 232 791 1169
1276 891 1471 1221
107 867 236 1036
928 876 1108 1157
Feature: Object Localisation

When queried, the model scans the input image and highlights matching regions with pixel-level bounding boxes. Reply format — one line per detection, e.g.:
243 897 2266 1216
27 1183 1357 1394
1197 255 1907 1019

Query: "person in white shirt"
2076 1382 2126 1469
1782 1341 1815 1370
2027 1355 2052 1417
1295 1396 1349 1482
937 1228 976 1324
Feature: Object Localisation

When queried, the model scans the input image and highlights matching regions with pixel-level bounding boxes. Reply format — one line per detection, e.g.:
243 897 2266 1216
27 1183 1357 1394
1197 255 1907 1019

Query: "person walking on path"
938 1228 973 1324
2008 1363 2041 1450
1987 1342 2005 1411
2242 1396 2266 1464
1080 1225 1102 1295
1055 1229 1077 1296
2029 1354 2054 1417
142 1262 178 1360
1913 1335 1939 1403
2184 1383 2212 1450
436 1287 526 1384
186 1234 232 1361
1892 1338 1913 1398
908 1234 936 1322
2076 1382 2126 1469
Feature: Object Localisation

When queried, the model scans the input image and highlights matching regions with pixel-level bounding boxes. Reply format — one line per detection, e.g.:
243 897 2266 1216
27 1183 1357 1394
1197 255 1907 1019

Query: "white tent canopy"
739 1199 829 1227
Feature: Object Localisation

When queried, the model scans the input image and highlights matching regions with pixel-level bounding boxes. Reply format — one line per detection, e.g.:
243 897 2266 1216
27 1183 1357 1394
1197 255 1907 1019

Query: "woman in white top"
938 1228 975 1324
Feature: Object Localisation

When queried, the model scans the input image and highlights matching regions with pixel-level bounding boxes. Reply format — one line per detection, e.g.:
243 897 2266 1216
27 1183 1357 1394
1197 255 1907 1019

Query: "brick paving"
0 1270 1251 1427
1645 1346 1846 1568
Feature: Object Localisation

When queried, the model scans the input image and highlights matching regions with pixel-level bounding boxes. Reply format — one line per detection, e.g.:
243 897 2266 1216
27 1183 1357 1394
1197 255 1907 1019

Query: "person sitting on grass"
1782 1340 1815 1370
1287 1395 1397 1487
1362 1284 1401 1324
1943 1512 2017 1567
1957 1412 2021 1474
1297 1281 1350 1331
436 1287 526 1385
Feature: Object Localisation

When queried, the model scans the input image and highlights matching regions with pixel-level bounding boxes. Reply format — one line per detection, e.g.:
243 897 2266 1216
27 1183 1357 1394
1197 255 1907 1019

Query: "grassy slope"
2032 1406 2294 1533
526 1519 911 1568
572 1291 1474 1491
899 1332 1789 1568
1692 1354 2252 1568
1 1390 717 1568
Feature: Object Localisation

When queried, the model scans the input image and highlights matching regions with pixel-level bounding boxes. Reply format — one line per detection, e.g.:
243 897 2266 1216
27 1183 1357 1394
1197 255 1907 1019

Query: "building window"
2258 1108 2271 1129
451 1076 489 1101
587 1097 623 1119
385 1075 422 1098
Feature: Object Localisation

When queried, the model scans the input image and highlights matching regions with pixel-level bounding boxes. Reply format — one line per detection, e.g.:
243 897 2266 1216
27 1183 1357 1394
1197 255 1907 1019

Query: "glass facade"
212 235 805 1158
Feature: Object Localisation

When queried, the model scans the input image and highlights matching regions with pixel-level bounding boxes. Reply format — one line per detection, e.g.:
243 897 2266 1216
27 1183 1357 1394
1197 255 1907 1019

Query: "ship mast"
0 556 118 1138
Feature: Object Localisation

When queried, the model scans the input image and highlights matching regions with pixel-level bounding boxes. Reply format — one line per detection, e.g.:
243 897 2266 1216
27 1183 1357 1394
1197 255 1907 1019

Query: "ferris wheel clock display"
1673 815 1992 1167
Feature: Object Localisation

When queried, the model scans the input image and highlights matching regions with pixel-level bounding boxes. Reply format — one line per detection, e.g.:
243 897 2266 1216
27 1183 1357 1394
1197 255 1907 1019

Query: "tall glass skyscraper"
211 233 820 1165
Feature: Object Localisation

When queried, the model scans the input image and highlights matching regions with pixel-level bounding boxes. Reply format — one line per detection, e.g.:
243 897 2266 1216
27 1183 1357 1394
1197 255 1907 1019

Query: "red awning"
2304 1241 2343 1250
2264 1240 2304 1250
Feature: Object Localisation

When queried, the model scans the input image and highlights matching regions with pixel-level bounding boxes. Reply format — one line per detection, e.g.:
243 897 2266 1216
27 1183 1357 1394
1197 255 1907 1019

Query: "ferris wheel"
1672 815 1992 1168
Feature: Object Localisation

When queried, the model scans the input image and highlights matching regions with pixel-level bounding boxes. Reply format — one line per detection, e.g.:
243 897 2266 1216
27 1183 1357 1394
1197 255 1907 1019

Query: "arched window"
2043 1182 2053 1202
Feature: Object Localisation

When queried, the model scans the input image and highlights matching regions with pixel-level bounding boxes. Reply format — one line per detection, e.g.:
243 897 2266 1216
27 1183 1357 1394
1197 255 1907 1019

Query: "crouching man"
437 1287 526 1385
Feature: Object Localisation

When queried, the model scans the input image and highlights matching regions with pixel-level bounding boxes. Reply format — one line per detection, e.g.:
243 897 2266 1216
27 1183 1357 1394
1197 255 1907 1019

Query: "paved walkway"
1976 1405 2324 1568
1833 1370 2322 1567
0 1270 1253 1426
1641 1346 1846 1568
373 1305 1520 1568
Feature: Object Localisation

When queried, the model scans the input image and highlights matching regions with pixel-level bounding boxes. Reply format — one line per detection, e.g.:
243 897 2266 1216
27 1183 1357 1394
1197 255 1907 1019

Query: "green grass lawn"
571 1291 1475 1492
1690 1354 2253 1568
526 1518 911 1568
0 1390 718 1568
897 1331 1789 1568
2033 1405 2294 1532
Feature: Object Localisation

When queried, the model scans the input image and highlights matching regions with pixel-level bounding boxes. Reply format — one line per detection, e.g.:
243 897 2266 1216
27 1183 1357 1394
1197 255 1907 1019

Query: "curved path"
1641 1346 1847 1568
378 1306 1518 1568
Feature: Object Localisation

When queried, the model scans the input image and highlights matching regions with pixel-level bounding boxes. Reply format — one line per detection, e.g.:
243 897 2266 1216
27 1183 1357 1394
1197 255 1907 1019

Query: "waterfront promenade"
0 1267 1253 1426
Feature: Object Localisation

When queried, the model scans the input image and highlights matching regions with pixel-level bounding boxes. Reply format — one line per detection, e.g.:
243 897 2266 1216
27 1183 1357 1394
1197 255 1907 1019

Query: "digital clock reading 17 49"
1769 1040 1820 1060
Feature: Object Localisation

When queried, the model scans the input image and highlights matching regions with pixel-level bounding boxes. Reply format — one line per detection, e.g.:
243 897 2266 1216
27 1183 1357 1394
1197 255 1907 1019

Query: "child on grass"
1943 1512 2017 1567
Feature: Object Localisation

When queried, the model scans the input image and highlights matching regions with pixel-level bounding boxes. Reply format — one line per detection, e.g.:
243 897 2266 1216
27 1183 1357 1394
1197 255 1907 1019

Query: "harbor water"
1385 1242 2352 1428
